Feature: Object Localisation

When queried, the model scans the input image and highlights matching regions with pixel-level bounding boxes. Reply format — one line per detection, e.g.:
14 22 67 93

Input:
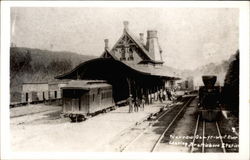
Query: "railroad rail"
121 96 195 152
10 98 62 108
191 115 227 153
151 97 194 152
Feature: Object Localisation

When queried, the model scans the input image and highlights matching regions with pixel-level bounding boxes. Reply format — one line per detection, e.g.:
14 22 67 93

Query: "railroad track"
120 96 195 152
190 115 227 153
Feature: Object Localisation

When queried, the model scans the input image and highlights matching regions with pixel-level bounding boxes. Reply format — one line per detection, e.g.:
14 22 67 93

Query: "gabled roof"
100 49 119 60
122 61 179 80
108 29 163 64
123 30 152 60
55 58 179 80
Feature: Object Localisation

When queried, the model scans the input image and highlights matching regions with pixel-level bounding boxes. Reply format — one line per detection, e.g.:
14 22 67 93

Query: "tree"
46 59 72 74
223 50 239 116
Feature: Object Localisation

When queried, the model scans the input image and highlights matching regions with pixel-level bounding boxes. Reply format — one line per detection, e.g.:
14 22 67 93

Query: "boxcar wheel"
77 115 85 122
70 117 77 122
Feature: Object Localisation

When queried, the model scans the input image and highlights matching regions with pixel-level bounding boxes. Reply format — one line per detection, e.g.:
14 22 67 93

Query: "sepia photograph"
1 1 249 160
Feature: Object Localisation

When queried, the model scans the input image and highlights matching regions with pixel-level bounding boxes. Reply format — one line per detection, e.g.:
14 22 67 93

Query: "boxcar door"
80 94 89 114
72 89 88 112
71 98 80 112
63 89 81 113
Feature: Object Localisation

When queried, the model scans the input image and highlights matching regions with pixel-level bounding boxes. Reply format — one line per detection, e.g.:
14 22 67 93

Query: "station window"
55 91 57 98
93 94 95 102
128 48 134 61
120 47 126 61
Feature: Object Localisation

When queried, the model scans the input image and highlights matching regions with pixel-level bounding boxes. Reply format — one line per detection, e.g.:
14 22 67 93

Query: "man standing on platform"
127 94 133 113
134 97 139 112
141 95 145 111
148 93 151 104
166 89 172 101
160 90 164 102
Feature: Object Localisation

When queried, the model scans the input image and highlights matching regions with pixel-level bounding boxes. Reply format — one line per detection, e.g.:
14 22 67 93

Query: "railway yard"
10 95 239 152
8 18 241 154
4 6 245 158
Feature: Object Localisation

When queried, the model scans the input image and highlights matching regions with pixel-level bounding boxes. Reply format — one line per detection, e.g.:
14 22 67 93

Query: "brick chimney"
146 30 163 62
139 33 144 44
104 39 109 50
123 21 129 32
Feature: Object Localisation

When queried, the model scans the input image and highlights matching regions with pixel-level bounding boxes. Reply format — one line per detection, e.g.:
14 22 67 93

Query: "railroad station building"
56 21 179 103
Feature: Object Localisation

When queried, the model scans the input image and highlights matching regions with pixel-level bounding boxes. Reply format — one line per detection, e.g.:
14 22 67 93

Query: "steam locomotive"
198 75 221 121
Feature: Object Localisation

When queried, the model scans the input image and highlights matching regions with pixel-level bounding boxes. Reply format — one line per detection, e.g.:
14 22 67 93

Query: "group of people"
147 89 175 104
127 94 145 113
127 88 176 113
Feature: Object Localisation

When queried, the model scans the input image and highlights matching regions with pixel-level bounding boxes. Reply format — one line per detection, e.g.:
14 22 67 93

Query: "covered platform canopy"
56 58 179 103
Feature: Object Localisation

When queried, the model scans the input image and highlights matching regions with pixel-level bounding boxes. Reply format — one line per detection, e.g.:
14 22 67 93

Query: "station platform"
107 101 172 125
94 101 172 151
11 100 173 152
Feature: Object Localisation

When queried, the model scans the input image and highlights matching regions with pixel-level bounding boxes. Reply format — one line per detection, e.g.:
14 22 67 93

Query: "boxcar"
61 80 115 121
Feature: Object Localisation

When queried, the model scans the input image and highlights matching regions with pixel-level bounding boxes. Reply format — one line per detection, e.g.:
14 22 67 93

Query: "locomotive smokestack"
202 75 217 87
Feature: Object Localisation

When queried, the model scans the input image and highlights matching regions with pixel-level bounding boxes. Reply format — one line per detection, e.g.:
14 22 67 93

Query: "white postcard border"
1 1 249 160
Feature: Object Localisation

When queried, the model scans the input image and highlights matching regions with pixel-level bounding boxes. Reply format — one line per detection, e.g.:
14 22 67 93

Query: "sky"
11 7 239 70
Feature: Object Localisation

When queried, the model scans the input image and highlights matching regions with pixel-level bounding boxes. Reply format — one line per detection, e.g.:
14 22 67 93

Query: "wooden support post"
146 88 149 105
127 78 131 97
76 71 78 79
134 80 137 98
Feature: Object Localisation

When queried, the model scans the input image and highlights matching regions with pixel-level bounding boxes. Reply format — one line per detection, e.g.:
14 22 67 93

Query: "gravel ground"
10 99 238 153
154 97 196 152
157 98 239 153
105 97 193 152
10 102 165 152
10 104 62 118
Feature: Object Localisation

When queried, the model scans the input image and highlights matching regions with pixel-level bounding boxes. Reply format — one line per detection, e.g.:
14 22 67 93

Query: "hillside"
10 47 237 102
178 54 236 88
10 47 97 102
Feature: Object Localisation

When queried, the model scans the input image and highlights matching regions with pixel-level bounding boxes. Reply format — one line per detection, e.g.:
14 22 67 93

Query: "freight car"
61 80 116 122
9 82 69 108
198 75 221 121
